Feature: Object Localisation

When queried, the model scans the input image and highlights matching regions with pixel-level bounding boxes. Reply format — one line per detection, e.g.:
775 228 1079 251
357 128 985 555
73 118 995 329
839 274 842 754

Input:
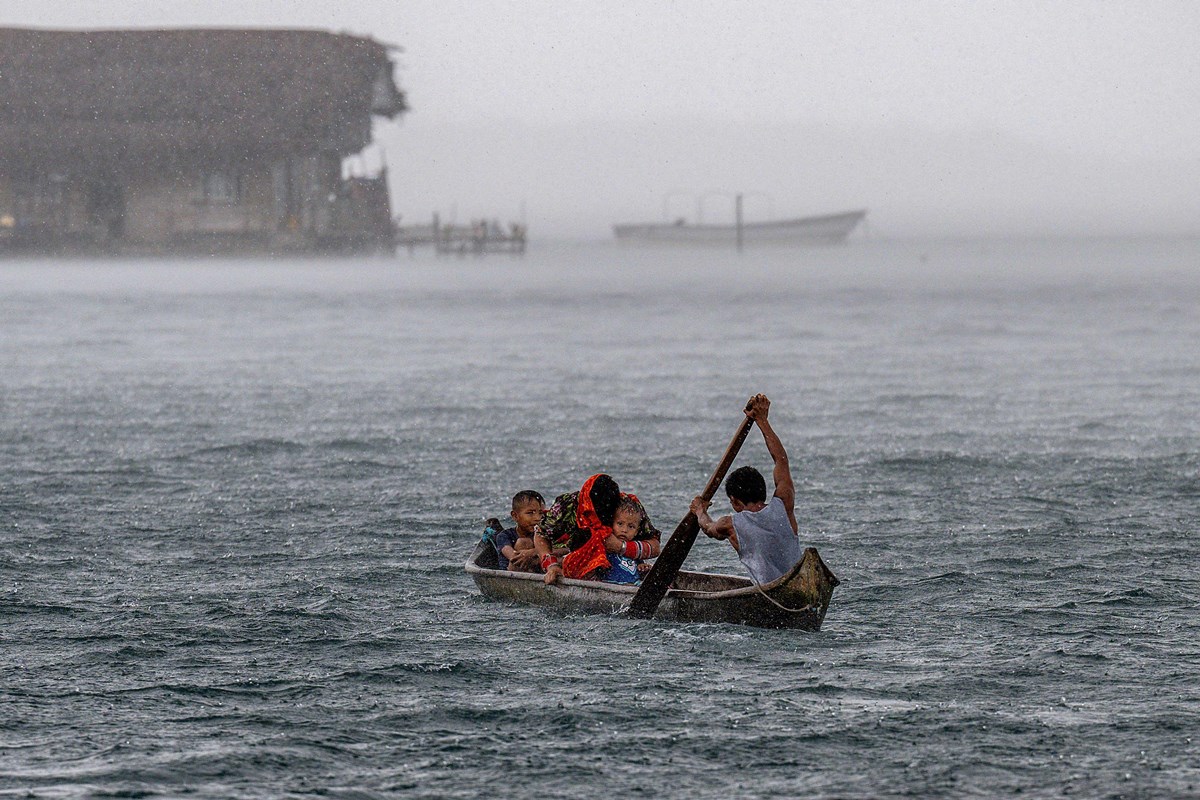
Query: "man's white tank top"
731 496 801 585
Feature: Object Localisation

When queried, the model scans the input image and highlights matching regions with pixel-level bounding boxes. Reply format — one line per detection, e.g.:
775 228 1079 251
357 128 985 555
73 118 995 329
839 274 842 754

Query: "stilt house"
0 28 407 254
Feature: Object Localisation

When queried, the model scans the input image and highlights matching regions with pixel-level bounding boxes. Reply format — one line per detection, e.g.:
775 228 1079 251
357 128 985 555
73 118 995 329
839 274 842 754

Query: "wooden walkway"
396 215 526 255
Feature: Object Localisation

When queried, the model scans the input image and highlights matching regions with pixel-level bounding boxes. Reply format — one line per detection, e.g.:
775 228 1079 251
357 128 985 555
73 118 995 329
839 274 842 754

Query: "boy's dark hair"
588 474 621 525
613 497 642 521
511 490 545 509
725 466 767 504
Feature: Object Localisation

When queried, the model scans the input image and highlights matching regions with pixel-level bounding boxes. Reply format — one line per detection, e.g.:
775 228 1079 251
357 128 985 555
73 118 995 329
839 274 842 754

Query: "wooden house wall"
270 154 343 239
1 154 349 247
122 169 274 243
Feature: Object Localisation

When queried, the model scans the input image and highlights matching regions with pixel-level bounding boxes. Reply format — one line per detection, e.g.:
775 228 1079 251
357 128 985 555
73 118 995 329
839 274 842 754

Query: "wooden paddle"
628 399 756 618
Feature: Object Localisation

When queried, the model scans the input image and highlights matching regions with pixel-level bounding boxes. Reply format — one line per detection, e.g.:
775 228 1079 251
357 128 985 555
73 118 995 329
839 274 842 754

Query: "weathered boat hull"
613 210 866 246
465 541 839 630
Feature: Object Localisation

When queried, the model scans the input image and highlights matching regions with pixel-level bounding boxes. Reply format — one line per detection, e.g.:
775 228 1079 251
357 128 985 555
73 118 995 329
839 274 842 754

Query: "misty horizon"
2 1 1197 241
379 114 1200 240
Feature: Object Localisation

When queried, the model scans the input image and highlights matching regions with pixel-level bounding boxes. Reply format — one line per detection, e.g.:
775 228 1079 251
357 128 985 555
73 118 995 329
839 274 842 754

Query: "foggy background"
3 0 1197 239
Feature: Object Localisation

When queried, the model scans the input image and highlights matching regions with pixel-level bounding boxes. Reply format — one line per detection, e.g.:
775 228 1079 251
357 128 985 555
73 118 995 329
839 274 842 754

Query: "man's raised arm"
747 395 797 533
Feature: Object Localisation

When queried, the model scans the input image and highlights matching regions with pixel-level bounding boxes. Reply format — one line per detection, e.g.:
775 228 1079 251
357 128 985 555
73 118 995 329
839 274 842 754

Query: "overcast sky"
3 1 1198 237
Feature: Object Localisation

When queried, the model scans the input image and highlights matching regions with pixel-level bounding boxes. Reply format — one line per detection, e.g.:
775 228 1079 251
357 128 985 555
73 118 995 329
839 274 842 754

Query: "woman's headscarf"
562 474 637 580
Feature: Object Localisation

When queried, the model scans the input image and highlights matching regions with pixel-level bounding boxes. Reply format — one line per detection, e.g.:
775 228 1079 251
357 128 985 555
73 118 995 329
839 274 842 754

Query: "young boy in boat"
593 497 649 583
691 394 802 585
535 473 661 584
495 490 545 573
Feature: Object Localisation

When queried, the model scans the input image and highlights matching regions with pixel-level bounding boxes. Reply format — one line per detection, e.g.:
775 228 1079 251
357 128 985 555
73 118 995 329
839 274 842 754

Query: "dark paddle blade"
628 405 756 618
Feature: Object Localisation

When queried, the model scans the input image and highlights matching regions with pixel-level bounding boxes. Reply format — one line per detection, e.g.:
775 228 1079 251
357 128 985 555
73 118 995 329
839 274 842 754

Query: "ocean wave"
184 438 308 457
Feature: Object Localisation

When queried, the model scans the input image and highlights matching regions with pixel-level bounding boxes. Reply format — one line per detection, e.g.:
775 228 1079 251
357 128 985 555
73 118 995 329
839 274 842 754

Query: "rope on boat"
744 562 815 614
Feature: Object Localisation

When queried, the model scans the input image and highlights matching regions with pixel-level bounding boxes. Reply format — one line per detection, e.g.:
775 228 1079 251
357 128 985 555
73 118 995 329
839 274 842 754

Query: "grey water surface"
2 239 1198 798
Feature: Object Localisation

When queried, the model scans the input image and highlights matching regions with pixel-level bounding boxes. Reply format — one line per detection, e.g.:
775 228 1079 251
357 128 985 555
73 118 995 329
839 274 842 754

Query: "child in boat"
690 394 802 585
563 497 647 583
597 497 649 584
495 490 545 572
537 473 661 584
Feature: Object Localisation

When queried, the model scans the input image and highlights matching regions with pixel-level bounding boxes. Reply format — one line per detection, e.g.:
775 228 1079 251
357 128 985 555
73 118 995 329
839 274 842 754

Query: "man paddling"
690 394 801 585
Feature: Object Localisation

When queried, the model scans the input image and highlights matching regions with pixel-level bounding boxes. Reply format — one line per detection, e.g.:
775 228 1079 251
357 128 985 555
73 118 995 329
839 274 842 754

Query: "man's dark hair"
588 474 621 525
511 490 544 509
725 466 766 504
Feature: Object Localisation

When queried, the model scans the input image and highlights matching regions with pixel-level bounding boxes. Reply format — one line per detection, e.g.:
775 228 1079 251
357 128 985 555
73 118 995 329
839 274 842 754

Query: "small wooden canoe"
465 540 840 631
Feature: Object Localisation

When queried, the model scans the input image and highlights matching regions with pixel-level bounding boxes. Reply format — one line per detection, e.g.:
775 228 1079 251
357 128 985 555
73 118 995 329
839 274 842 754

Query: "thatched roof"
0 28 407 173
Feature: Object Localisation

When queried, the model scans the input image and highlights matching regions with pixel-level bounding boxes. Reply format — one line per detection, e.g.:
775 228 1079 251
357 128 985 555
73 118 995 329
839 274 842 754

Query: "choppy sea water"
1 238 1198 798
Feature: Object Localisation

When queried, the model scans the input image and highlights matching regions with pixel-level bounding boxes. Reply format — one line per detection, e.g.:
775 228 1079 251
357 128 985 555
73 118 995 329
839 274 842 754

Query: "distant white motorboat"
613 209 866 246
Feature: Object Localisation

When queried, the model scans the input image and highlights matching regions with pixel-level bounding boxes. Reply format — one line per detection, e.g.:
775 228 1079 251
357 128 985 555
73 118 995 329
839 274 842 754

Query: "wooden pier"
396 214 526 255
